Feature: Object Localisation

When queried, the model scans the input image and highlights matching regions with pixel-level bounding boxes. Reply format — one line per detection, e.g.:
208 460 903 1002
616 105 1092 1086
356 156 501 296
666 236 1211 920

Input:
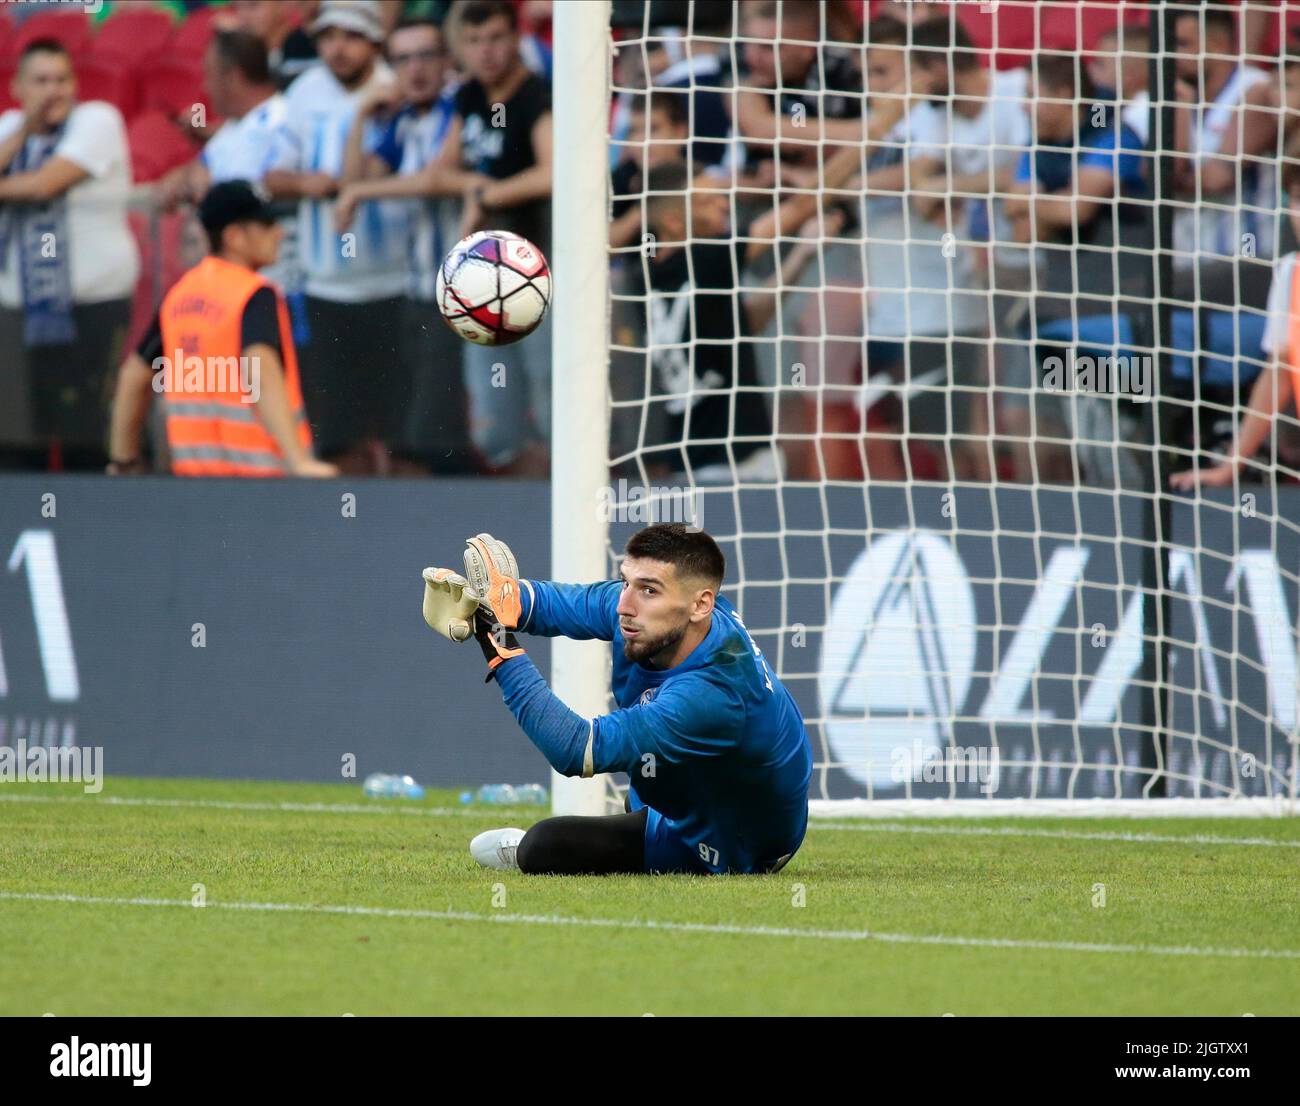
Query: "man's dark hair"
638 89 689 129
910 17 979 74
459 0 517 32
866 16 908 48
392 16 443 40
640 160 692 220
1174 6 1236 43
212 29 271 86
18 37 72 69
625 524 726 590
1035 53 1095 103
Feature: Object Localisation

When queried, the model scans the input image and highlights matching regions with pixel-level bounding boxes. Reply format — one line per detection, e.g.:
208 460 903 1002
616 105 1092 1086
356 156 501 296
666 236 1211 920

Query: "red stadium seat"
139 57 210 119
9 10 91 61
1039 2 1126 53
90 7 176 63
170 6 222 60
127 108 202 183
0 59 14 113
75 56 140 120
957 1 1037 70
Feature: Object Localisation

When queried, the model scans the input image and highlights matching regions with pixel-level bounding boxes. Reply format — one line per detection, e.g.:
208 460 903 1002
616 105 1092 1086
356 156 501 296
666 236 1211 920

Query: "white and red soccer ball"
435 230 551 346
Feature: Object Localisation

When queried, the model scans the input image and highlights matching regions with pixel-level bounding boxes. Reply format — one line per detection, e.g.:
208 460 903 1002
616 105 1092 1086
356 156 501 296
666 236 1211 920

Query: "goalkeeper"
422 523 813 875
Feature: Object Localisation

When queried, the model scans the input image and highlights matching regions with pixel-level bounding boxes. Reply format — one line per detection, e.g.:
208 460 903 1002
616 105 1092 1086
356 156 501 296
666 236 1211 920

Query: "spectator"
342 0 552 475
108 181 336 479
873 0 952 26
732 0 866 189
1167 7 1275 466
1171 156 1300 489
610 90 690 250
857 16 989 483
1087 21 1152 146
449 0 553 474
0 39 139 472
1005 54 1153 490
637 144 862 483
265 0 410 473
226 0 321 90
157 31 286 210
905 17 1031 483
336 16 476 473
652 30 736 173
1172 6 1274 263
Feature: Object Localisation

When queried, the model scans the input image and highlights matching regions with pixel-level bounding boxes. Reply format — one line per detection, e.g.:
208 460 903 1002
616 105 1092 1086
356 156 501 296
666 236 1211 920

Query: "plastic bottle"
458 783 550 805
514 783 549 805
362 773 425 800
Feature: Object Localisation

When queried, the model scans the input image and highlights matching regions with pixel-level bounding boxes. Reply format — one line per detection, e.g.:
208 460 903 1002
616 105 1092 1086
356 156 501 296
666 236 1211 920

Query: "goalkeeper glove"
473 608 526 682
421 567 480 642
463 532 522 629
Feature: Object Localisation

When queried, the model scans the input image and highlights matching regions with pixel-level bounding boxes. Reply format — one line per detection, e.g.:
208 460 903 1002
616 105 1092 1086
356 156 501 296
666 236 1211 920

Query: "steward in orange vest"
108 180 336 478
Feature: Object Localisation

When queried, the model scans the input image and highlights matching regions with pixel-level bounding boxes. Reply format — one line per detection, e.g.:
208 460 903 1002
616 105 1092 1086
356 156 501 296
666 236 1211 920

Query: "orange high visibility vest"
158 256 312 477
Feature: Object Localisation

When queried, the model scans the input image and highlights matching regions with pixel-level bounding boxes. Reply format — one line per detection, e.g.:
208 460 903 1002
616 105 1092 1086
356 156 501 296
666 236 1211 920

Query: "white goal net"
554 0 1300 815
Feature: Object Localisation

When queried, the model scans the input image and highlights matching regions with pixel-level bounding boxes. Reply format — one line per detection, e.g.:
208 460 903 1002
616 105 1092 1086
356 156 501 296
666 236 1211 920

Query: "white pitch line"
3 792 1299 849
812 821 1300 849
0 793 509 818
1 890 1297 962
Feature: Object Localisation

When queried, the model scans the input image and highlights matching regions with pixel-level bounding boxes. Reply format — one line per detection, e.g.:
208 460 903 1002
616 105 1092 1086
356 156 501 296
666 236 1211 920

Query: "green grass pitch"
2 776 1298 1016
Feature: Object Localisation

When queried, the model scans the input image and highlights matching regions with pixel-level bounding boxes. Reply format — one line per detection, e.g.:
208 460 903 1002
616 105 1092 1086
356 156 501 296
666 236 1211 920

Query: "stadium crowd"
0 0 1298 487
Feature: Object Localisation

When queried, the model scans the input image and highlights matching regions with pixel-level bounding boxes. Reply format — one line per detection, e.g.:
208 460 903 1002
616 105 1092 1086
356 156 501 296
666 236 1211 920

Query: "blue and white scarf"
0 120 76 346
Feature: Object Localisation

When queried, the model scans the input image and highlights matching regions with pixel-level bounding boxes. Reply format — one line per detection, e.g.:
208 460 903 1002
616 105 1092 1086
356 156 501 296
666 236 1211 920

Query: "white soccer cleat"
470 827 525 871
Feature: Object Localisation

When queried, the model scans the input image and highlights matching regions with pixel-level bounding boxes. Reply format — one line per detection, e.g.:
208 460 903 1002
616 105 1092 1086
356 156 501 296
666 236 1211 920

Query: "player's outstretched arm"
490 653 744 779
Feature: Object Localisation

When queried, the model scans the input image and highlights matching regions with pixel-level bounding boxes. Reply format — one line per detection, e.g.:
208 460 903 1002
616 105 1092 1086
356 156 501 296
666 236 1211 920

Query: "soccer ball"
435 230 551 346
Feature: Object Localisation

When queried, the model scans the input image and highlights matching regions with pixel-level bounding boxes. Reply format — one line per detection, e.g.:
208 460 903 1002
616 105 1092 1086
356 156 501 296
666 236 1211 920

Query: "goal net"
552 0 1300 816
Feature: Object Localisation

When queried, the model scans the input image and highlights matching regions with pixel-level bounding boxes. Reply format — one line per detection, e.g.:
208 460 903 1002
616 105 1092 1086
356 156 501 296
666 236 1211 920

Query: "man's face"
15 51 75 129
615 556 706 665
1174 16 1203 84
388 25 446 105
743 16 817 89
227 220 283 268
1032 78 1076 141
229 0 293 44
626 106 687 169
316 26 377 87
458 14 517 86
1284 64 1300 116
1087 34 1119 94
911 58 948 101
866 45 906 94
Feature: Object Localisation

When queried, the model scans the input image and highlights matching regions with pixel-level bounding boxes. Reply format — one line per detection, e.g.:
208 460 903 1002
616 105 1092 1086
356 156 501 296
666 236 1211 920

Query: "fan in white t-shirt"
0 38 139 467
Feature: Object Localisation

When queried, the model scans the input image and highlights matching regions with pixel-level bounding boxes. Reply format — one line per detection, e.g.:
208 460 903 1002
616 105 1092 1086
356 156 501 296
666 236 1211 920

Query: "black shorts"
299 295 405 457
0 298 130 462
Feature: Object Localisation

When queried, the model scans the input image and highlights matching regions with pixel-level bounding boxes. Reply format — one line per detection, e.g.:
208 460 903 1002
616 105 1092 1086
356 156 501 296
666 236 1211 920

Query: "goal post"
550 0 615 816
550 0 1300 817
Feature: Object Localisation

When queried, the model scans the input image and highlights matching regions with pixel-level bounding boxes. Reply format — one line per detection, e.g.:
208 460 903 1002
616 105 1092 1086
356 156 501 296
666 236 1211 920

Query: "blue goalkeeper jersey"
510 579 813 873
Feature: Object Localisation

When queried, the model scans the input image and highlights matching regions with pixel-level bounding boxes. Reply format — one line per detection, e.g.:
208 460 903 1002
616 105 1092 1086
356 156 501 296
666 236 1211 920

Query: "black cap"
198 180 277 235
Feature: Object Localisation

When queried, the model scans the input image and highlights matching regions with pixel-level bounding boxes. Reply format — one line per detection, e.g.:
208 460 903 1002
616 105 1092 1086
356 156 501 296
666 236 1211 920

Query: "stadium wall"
0 476 554 787
1 476 1296 798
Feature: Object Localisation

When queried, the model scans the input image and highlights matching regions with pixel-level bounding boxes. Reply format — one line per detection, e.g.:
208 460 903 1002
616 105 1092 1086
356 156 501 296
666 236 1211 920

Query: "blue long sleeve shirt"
492 579 813 871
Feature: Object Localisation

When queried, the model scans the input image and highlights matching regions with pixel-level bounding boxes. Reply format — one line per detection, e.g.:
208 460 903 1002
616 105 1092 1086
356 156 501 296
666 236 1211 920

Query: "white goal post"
550 0 1300 818
551 0 616 816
